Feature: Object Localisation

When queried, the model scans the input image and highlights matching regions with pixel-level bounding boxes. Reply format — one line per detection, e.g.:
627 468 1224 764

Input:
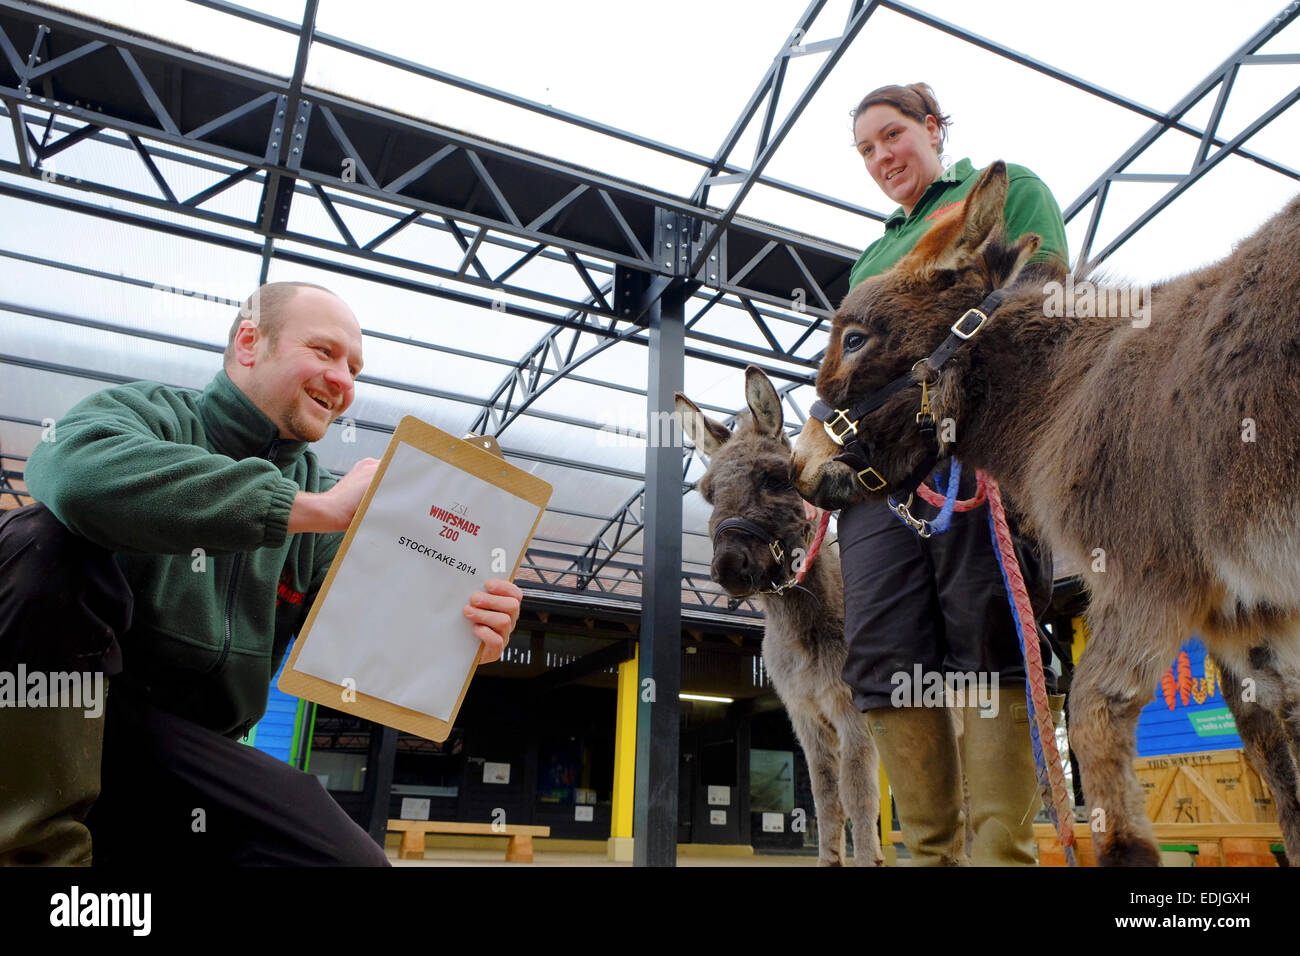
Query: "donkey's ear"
930 161 1009 271
675 392 730 456
744 366 783 438
985 231 1041 289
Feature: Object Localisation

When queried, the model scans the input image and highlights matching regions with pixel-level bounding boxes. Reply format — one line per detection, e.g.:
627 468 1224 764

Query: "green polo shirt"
848 158 1068 288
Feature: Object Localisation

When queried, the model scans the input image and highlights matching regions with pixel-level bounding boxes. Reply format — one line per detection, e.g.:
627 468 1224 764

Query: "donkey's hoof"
1098 835 1161 867
817 856 844 867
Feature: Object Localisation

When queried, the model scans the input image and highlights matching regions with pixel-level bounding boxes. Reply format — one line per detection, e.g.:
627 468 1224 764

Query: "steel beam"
633 271 687 867
882 0 1300 187
688 0 878 275
0 179 821 380
1085 82 1300 268
0 1 857 316
178 0 883 219
1065 3 1300 265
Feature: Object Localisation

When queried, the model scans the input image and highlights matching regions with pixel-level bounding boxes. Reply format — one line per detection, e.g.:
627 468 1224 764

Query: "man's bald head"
222 282 336 371
224 281 364 442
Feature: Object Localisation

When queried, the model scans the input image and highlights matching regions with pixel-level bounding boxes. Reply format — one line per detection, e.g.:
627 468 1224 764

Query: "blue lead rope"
888 458 961 535
926 458 961 535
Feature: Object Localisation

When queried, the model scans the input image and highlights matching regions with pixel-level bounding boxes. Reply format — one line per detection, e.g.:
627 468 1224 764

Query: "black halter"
711 516 814 595
809 289 1008 495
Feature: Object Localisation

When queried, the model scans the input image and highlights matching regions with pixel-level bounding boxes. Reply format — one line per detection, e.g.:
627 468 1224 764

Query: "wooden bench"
1034 822 1283 867
387 819 551 862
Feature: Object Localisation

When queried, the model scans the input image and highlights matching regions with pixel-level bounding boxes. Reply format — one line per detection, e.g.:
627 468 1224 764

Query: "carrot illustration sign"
1137 637 1241 756
1159 651 1219 710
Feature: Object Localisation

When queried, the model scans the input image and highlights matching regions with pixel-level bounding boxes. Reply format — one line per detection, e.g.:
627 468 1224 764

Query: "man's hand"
289 458 380 534
464 579 522 663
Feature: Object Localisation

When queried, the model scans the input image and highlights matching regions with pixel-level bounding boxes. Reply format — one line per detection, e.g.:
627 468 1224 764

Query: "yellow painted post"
879 763 891 861
1071 616 1090 666
608 646 638 861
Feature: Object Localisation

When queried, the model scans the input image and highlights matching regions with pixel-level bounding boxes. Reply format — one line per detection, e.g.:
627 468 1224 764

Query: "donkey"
791 161 1300 866
676 368 883 866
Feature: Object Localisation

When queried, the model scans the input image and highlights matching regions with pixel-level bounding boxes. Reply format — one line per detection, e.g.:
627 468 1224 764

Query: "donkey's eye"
764 474 792 494
842 331 868 354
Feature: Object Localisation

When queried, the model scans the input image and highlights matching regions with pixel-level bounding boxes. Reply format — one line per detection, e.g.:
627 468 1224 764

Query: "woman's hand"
464 579 523 663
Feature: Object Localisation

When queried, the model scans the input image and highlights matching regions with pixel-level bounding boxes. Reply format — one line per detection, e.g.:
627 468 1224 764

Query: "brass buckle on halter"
952 307 988 340
768 539 785 564
822 409 858 446
916 378 933 425
888 494 932 538
855 466 887 492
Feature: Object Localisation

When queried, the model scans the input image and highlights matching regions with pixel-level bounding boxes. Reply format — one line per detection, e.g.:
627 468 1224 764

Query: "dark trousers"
838 470 1058 712
88 687 389 867
0 503 388 867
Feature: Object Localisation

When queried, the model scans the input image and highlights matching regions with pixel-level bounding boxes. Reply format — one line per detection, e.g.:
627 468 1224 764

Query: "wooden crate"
1035 823 1281 867
1134 749 1275 824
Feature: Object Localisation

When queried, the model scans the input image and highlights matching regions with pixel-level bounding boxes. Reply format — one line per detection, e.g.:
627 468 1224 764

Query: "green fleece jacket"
25 369 342 737
849 158 1069 287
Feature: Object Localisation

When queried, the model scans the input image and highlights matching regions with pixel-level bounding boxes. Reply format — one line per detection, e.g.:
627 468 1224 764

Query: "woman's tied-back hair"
852 82 951 154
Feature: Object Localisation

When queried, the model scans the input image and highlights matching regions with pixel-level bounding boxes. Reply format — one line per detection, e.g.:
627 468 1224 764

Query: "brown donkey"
677 369 883 866
791 162 1300 866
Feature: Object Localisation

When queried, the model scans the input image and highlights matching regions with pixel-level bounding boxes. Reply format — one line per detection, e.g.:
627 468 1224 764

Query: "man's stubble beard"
282 398 330 443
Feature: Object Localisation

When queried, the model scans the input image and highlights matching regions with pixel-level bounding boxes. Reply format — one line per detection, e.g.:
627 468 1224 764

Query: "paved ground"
388 848 821 867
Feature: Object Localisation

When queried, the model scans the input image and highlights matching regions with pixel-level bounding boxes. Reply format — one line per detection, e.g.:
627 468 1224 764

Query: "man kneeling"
0 281 521 866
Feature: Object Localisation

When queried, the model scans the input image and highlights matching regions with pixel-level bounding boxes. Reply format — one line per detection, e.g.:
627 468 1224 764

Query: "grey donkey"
676 367 883 866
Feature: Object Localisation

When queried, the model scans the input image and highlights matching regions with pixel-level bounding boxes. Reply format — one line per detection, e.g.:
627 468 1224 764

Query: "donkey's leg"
788 707 847 866
828 691 884 867
1070 599 1181 867
1212 648 1300 865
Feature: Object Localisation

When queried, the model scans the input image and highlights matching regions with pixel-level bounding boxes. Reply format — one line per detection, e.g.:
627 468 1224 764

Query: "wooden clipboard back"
278 416 551 741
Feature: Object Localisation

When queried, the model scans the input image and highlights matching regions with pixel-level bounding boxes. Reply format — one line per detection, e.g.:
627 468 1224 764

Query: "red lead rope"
794 509 830 585
983 473 1076 858
915 469 988 511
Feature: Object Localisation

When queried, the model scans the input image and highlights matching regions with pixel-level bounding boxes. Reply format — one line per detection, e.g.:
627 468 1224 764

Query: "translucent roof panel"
42 0 303 75
311 0 800 173
4 0 1297 616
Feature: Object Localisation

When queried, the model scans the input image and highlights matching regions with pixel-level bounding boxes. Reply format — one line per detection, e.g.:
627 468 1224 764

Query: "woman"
838 83 1068 866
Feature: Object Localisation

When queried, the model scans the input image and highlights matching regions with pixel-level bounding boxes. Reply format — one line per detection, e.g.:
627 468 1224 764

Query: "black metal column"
737 714 752 847
633 258 687 866
362 723 398 847
293 701 316 771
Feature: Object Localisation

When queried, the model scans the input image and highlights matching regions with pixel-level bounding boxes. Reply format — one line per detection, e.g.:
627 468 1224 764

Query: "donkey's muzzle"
711 546 760 597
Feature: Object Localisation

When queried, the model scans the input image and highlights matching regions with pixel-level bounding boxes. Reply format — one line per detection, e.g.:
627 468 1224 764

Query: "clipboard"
278 416 551 741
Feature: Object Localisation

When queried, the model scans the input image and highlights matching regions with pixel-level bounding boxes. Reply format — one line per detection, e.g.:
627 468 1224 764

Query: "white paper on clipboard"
291 440 541 721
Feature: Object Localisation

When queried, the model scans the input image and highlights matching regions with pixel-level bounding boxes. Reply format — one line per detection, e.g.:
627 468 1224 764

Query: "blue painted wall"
249 654 301 765
1135 636 1242 757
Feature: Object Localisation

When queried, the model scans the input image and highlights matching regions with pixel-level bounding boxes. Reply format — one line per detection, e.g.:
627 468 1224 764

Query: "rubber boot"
868 706 966 866
958 689 1066 866
0 699 105 865
0 503 129 867
951 706 975 864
